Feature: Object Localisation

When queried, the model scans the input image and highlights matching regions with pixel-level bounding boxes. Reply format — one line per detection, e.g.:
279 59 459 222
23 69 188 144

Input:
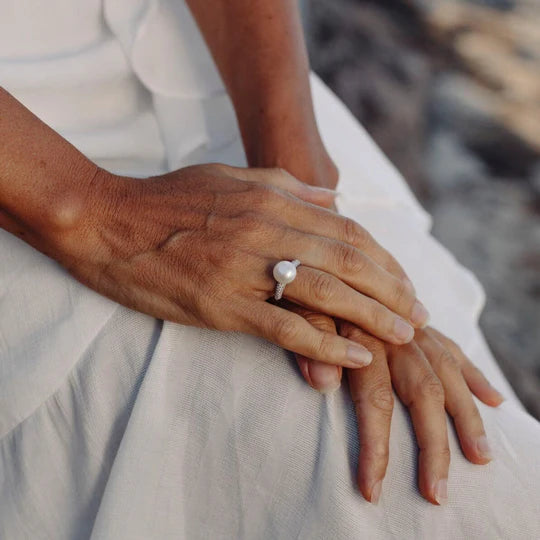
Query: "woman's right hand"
288 302 504 505
51 163 429 367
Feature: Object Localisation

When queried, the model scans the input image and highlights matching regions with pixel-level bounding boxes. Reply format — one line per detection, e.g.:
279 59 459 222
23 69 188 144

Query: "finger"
202 178 426 330
280 229 427 329
219 165 339 208
261 168 339 208
226 166 422 305
284 265 415 345
415 330 492 465
272 190 416 283
339 322 393 505
241 300 373 368
297 356 342 394
387 341 450 505
284 302 342 394
427 328 504 407
303 244 421 326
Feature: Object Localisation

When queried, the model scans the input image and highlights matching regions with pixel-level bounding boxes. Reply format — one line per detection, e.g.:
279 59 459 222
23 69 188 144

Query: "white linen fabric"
1 1 539 539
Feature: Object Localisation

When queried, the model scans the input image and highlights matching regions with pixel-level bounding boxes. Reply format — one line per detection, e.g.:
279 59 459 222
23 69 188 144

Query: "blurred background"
303 0 540 418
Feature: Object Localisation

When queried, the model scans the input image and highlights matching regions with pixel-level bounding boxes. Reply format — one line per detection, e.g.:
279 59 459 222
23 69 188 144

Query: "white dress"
0 1 539 539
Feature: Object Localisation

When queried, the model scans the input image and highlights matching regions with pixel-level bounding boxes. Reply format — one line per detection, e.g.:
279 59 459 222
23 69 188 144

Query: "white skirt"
1 1 539 538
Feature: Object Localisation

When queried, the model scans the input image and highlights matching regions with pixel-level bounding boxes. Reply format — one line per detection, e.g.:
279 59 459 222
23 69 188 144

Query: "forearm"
0 87 99 252
185 0 325 172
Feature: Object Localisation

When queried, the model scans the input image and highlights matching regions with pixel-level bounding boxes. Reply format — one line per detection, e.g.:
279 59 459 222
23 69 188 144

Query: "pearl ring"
273 259 301 300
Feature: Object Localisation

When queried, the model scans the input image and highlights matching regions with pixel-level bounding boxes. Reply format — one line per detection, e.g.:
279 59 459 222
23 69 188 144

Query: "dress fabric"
0 1 539 539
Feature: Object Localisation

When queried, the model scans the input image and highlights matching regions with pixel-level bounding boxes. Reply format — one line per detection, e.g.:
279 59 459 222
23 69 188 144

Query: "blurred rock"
531 162 540 198
425 130 488 193
469 0 516 10
431 73 538 175
425 0 540 59
453 32 540 104
308 0 433 196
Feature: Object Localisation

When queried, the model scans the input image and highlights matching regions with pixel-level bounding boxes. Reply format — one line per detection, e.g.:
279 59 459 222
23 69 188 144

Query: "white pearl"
273 261 297 284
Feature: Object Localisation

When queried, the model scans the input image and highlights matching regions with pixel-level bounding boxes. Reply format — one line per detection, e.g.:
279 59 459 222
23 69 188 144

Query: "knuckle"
369 304 390 333
272 314 300 345
302 311 335 333
446 338 463 358
206 243 232 269
431 329 463 357
453 403 482 426
340 323 364 341
237 211 270 238
436 349 460 372
338 321 363 340
341 323 386 354
342 217 369 247
338 244 366 275
420 443 451 464
366 381 395 416
393 279 414 309
207 240 249 271
416 372 445 403
311 272 337 303
438 446 451 463
316 329 335 359
359 441 389 462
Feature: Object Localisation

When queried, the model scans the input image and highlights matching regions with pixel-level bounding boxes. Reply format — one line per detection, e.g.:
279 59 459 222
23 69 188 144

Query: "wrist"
0 87 122 264
237 90 338 190
47 166 124 267
247 126 339 190
9 162 120 269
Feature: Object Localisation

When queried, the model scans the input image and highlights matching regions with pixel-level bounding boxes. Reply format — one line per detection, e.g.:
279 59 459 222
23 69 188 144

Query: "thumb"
227 165 340 208
264 167 340 208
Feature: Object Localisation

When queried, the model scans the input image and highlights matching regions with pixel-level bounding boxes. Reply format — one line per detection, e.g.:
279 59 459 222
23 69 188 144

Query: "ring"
273 259 301 300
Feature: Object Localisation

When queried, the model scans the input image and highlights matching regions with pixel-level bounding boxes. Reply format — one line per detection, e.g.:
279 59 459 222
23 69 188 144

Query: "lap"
1 304 538 539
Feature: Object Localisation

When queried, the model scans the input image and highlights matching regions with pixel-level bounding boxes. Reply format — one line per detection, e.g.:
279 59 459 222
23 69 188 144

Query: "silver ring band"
273 259 301 300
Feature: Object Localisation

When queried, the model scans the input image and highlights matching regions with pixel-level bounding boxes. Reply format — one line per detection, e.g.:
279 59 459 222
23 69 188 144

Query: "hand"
51 163 429 368
346 324 504 506
288 303 504 506
272 148 502 505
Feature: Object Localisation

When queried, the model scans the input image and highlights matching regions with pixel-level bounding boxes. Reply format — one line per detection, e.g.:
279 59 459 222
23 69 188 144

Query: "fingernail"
403 278 416 295
434 479 448 506
313 186 341 196
317 374 341 395
300 359 314 387
475 435 493 460
308 361 342 394
393 318 415 343
490 384 505 403
371 480 382 505
320 382 341 394
410 300 430 328
347 345 373 366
